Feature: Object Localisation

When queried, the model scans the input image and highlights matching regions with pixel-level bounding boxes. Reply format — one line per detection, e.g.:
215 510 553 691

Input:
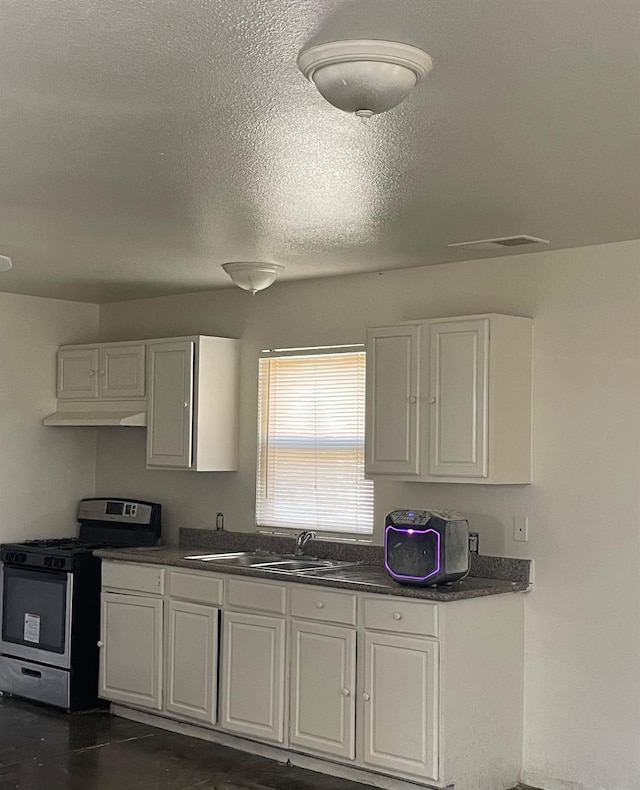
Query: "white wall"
96 240 640 790
0 292 99 541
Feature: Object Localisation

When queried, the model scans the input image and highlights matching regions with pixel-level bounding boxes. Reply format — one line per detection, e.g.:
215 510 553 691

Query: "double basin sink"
183 551 357 576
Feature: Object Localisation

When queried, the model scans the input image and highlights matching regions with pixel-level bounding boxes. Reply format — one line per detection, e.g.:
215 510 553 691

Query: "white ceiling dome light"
0 255 12 272
222 262 285 295
297 39 434 120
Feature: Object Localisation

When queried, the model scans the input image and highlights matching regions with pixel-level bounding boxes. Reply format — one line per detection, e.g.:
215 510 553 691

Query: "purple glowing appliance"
384 510 470 587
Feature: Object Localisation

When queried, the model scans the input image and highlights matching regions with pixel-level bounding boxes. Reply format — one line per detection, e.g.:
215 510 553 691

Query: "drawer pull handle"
315 601 325 609
392 611 403 620
341 688 350 697
21 668 41 678
362 693 370 702
97 640 104 647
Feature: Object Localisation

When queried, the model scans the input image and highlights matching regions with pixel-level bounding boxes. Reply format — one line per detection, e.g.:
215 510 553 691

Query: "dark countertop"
94 545 529 602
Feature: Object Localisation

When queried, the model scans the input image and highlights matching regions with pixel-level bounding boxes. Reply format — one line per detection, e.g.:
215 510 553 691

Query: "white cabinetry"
99 563 164 711
159 569 222 727
220 610 286 743
366 313 532 484
166 599 218 725
362 631 439 780
100 564 222 726
58 343 145 400
290 619 356 760
57 347 99 399
99 562 525 790
99 592 163 711
146 336 239 471
289 586 357 760
365 324 420 475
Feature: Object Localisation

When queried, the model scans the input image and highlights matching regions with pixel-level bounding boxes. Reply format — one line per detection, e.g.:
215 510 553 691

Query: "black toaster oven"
384 509 470 587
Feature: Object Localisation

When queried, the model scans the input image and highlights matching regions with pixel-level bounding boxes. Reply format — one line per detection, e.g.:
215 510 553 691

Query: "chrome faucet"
294 530 316 557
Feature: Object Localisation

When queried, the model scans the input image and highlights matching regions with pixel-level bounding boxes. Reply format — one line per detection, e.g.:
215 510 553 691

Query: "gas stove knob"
53 558 65 569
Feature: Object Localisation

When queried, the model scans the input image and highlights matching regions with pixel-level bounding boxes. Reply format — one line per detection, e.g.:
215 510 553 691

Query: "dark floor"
0 697 533 790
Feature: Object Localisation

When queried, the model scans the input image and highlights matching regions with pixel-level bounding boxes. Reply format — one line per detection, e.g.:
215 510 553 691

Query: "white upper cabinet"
146 341 194 469
146 336 239 471
365 325 420 476
429 318 489 479
57 347 99 399
99 344 146 399
57 343 145 400
366 314 533 484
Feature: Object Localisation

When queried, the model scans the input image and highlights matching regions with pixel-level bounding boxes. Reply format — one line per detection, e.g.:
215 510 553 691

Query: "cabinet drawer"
290 585 356 626
169 571 223 605
226 578 287 615
101 562 165 596
364 597 438 638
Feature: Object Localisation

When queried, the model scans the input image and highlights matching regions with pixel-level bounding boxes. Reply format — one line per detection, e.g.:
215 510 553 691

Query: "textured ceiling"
0 0 638 303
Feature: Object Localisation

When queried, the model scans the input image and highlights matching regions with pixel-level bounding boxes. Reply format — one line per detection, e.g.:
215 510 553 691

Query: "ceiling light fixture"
222 262 285 295
297 39 433 120
0 255 12 272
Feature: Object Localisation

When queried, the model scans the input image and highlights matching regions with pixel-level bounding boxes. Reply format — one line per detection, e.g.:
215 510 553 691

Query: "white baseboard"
521 771 610 790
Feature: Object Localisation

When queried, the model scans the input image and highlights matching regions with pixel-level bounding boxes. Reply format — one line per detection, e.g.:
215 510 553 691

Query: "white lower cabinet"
289 619 356 760
99 563 524 790
362 631 439 781
99 592 163 711
165 599 219 725
220 610 286 744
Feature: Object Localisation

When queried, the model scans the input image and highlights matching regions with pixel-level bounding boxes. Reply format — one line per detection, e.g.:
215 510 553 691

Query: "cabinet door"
146 341 194 468
57 348 99 399
220 611 286 744
362 632 439 781
290 620 356 760
99 344 145 399
99 593 163 711
166 600 218 725
429 318 488 478
365 325 421 475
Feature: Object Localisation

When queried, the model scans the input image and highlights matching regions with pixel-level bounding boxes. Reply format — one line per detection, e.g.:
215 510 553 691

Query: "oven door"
0 564 73 669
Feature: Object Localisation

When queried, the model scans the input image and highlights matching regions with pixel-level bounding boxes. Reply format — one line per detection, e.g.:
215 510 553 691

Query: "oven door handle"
21 667 42 678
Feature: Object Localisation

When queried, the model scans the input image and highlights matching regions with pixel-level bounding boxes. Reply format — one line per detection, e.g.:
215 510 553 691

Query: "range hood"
43 400 146 427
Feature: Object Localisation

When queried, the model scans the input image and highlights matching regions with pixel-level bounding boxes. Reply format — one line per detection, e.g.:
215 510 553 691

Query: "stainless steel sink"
183 551 275 566
183 551 357 573
254 558 356 572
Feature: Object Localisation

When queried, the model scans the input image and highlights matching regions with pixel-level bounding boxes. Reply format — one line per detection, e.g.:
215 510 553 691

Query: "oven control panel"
77 499 153 525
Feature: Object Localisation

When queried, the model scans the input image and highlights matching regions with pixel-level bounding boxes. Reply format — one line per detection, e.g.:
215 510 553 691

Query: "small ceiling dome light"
297 39 433 120
222 262 285 295
0 255 12 271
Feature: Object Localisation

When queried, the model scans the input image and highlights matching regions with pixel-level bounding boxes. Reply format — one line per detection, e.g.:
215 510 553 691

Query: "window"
256 347 374 536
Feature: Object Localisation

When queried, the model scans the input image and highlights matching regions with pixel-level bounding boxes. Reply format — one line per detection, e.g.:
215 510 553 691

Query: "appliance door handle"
21 667 42 678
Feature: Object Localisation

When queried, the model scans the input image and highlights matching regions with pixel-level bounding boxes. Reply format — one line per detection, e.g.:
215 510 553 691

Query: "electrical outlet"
513 516 529 542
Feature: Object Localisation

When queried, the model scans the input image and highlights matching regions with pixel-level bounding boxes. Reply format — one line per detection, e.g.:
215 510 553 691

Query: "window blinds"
256 349 374 535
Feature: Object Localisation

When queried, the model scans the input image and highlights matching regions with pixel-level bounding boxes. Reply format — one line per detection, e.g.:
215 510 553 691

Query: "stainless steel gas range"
0 498 161 710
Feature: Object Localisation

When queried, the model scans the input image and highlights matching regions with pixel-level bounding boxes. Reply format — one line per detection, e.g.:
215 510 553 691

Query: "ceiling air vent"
448 235 549 251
